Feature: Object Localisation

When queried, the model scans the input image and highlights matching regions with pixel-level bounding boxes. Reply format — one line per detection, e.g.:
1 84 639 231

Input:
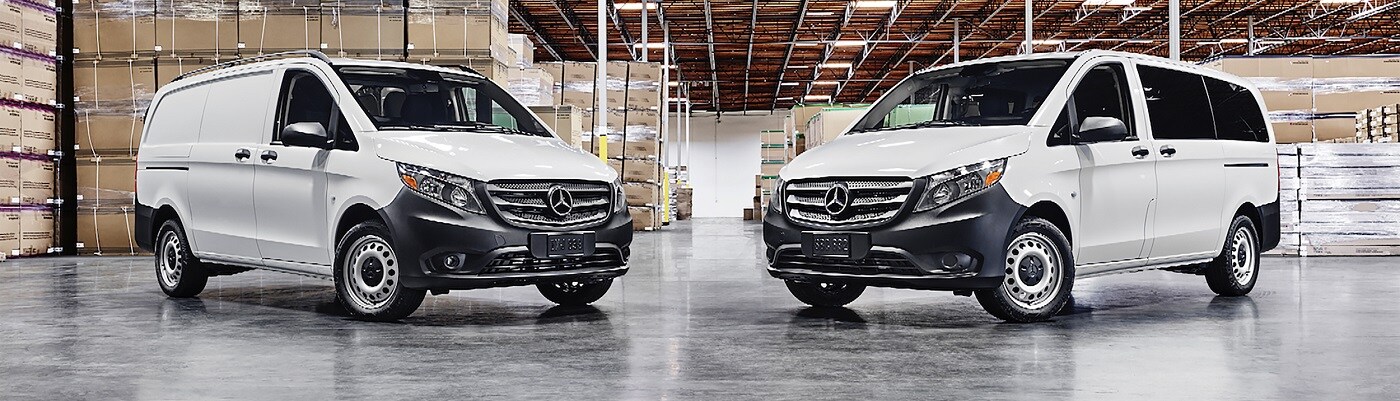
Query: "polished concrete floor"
2 219 1398 400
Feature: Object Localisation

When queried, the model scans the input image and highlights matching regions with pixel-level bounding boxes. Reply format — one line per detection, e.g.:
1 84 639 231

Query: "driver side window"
275 70 354 148
1047 63 1136 146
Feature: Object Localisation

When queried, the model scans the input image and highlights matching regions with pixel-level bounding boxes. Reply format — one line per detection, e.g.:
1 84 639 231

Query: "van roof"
172 55 489 87
910 49 1252 88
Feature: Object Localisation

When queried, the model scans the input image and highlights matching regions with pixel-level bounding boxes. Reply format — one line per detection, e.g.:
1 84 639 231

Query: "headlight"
398 163 486 214
769 179 784 211
914 158 1006 212
613 178 626 212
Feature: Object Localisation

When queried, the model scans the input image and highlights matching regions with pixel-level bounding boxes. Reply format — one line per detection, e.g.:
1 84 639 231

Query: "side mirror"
280 122 331 149
1075 116 1130 143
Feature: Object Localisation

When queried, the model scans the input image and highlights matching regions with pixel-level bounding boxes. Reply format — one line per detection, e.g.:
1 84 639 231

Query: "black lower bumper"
1259 200 1281 252
763 184 1023 291
380 189 633 291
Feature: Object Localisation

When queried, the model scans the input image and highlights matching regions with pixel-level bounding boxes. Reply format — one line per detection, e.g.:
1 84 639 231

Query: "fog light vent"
939 252 973 272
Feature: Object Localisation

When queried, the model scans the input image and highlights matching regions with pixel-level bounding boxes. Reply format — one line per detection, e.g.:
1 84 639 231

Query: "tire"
537 279 614 306
334 221 425 321
155 219 208 298
784 281 866 308
976 217 1075 323
1205 215 1260 297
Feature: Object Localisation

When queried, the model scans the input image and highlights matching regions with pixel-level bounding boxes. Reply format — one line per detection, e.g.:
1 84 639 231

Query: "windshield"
334 66 551 137
850 59 1071 133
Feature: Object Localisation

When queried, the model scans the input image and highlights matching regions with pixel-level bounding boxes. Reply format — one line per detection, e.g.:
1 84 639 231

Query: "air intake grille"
480 248 625 274
783 179 913 228
772 249 924 276
487 181 612 229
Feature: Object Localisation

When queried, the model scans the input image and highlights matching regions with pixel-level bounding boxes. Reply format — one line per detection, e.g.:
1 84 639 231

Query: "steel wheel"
1227 226 1256 286
342 235 400 311
157 230 184 289
1001 232 1064 311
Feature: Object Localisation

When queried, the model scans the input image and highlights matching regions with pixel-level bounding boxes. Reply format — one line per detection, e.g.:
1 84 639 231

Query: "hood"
781 126 1031 180
368 131 617 182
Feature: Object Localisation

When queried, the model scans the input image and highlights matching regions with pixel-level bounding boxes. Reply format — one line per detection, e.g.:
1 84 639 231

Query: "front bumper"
380 188 633 291
763 184 1024 291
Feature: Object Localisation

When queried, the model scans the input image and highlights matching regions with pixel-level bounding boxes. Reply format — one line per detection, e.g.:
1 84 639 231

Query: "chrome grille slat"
783 178 914 228
487 181 612 229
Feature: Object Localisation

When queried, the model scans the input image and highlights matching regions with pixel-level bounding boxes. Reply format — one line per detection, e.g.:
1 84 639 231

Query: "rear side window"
144 84 210 145
1205 77 1269 142
1137 65 1215 140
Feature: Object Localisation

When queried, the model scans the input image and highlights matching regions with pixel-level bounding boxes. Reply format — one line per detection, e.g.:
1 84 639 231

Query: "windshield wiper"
851 120 978 133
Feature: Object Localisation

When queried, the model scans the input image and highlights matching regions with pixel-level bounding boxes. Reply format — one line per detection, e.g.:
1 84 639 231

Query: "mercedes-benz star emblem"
824 183 850 215
547 186 574 216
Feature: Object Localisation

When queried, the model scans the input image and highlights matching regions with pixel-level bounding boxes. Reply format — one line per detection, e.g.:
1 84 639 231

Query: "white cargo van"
135 51 632 321
764 50 1280 322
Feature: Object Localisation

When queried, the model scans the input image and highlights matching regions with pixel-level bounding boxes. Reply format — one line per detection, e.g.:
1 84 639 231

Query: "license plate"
529 232 596 258
811 234 852 257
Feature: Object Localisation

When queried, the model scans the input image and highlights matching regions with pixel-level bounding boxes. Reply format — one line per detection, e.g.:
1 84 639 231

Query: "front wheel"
334 221 426 321
155 219 208 298
976 217 1075 322
785 281 865 307
1205 215 1260 296
537 279 614 306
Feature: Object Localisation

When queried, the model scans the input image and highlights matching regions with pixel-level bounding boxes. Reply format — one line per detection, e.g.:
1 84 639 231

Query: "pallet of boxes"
1355 104 1399 143
750 129 786 221
542 60 665 231
1205 55 1400 144
409 0 513 86
499 34 588 150
0 1 59 258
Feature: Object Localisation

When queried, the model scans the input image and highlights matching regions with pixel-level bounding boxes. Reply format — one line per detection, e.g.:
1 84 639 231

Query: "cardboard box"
78 208 141 255
21 55 56 105
0 208 17 255
507 33 533 68
0 104 18 151
77 113 143 153
1313 118 1357 142
608 158 660 183
629 206 657 230
1272 121 1313 143
0 157 18 203
237 8 321 52
19 207 50 256
528 105 583 148
155 1 239 55
73 59 158 106
322 5 406 57
20 106 53 154
507 67 554 106
77 157 136 206
74 1 158 56
1260 91 1313 112
20 2 56 54
407 9 510 60
761 146 787 161
624 109 660 128
760 129 786 145
0 2 20 49
155 56 221 88
19 157 51 204
1313 56 1400 79
540 61 597 85
607 138 659 159
0 48 21 98
1315 91 1400 114
622 182 660 206
626 87 659 110
760 161 784 177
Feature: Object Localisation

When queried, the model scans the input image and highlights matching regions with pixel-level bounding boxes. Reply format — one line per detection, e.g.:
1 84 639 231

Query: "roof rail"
172 50 333 82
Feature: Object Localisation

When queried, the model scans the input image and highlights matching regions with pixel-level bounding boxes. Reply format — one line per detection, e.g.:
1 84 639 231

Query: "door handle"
260 150 278 162
1131 146 1150 158
1159 145 1177 157
234 148 252 160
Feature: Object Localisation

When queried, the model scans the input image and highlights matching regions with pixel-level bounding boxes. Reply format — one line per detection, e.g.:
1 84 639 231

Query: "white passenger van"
135 51 632 321
764 50 1280 322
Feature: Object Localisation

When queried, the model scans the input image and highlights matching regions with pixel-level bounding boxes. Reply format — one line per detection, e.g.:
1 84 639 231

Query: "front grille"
783 179 914 228
479 248 625 274
487 181 613 229
772 249 924 276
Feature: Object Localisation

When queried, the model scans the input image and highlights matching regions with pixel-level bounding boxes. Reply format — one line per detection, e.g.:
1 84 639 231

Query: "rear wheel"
155 219 207 298
334 221 425 321
537 279 614 306
1205 215 1260 296
785 281 865 307
976 217 1075 322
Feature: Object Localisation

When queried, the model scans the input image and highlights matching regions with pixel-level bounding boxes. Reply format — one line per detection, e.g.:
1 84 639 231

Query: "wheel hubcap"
157 231 183 288
1229 227 1256 286
345 236 399 310
1002 232 1062 310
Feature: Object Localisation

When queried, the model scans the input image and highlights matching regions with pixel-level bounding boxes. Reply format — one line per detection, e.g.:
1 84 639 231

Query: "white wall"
666 112 787 218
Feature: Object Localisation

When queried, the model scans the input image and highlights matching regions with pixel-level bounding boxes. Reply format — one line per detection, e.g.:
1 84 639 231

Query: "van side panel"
134 83 210 250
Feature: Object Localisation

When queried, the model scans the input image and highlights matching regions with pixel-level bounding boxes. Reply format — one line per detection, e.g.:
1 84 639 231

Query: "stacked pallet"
1289 143 1400 256
753 129 786 216
802 106 866 149
1206 55 1400 143
407 0 514 85
544 60 665 231
0 1 57 257
1353 104 1398 143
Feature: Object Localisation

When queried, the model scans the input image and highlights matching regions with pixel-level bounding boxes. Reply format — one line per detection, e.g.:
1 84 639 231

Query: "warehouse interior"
4 0 1400 398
